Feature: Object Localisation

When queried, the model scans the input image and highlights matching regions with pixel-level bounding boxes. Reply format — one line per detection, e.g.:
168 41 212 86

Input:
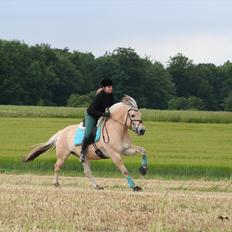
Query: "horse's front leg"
110 152 142 192
82 159 103 190
124 145 148 176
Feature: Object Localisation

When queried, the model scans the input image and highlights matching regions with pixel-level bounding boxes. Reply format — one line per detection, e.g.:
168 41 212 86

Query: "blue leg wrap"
126 176 135 188
142 154 148 167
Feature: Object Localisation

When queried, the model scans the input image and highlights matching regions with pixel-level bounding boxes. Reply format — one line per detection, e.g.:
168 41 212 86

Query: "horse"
24 95 148 191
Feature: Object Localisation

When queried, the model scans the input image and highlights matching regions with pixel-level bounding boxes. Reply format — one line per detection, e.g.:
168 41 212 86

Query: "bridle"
102 108 143 143
124 108 143 133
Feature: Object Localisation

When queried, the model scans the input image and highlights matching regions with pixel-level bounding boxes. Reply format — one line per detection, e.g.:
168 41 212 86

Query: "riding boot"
80 137 89 163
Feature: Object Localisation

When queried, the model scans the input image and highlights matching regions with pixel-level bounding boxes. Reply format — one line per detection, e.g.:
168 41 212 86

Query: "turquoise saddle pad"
74 126 101 145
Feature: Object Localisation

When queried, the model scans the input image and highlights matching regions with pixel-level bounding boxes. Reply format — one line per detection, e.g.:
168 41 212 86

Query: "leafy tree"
67 94 91 107
1 39 232 111
168 96 205 110
143 61 174 109
167 54 222 110
191 64 220 110
220 61 232 108
93 48 173 108
224 91 232 111
167 53 194 97
69 51 96 94
0 40 31 104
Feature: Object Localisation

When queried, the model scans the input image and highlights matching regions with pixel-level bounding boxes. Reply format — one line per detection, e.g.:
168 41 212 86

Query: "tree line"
0 39 232 111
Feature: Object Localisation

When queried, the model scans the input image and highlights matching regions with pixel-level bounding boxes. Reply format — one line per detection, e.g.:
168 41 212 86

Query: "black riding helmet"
101 78 113 87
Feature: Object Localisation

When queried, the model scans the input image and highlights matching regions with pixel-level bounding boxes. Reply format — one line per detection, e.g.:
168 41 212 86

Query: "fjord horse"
25 95 148 191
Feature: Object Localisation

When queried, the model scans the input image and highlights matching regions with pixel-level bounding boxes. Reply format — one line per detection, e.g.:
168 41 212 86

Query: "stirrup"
79 153 86 163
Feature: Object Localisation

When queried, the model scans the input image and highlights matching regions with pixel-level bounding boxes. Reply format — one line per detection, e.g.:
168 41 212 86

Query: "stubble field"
0 174 231 232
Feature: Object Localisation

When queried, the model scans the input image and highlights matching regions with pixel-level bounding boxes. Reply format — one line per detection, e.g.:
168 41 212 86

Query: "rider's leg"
80 112 97 163
79 137 89 162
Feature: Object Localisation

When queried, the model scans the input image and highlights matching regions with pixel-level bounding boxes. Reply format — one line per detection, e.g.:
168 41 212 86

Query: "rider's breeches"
83 112 97 139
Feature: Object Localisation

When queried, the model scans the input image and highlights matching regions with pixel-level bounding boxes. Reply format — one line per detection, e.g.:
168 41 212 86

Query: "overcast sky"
0 0 231 66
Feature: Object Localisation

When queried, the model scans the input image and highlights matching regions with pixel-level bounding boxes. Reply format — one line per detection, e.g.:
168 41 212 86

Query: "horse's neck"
106 113 129 141
107 104 131 140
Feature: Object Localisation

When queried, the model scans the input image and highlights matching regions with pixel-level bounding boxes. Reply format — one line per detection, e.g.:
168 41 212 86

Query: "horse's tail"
24 131 61 162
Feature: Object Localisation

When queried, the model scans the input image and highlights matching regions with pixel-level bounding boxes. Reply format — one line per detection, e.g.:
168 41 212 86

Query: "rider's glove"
102 111 110 118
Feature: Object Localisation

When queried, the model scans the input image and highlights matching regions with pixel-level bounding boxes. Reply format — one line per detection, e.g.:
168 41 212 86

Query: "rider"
79 78 114 162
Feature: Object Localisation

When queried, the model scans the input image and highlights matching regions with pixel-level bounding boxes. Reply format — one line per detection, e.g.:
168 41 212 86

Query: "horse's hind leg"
82 159 103 190
53 148 70 187
54 158 64 187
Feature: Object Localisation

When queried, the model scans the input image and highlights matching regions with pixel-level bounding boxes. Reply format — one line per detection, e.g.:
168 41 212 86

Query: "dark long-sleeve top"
87 90 114 119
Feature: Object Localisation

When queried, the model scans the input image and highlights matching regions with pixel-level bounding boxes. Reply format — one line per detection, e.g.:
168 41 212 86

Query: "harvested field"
0 174 231 231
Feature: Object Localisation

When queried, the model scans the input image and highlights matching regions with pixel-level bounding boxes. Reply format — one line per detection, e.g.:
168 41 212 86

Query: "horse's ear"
122 95 138 109
121 95 128 103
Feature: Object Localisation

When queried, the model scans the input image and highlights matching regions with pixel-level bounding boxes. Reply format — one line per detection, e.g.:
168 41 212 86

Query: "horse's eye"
131 115 135 118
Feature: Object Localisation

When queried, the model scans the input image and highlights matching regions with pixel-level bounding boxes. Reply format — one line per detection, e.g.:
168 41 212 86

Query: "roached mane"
121 95 138 109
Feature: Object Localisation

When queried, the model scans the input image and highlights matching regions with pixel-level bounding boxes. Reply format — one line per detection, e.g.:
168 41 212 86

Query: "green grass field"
1 105 232 123
0 117 231 180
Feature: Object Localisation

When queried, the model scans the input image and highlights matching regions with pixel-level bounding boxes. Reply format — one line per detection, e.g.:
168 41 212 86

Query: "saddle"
74 123 101 146
74 119 109 159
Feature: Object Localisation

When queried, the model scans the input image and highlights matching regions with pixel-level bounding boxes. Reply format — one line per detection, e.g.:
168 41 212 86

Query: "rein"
102 108 143 144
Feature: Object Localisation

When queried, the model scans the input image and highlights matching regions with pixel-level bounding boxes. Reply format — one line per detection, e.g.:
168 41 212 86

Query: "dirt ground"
0 174 231 231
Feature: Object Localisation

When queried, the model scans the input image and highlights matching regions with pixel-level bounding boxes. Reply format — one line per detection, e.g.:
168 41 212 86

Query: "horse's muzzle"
137 128 145 136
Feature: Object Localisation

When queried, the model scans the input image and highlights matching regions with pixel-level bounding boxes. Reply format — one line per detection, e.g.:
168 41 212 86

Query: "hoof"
139 166 148 176
133 186 142 192
96 185 104 190
54 183 60 187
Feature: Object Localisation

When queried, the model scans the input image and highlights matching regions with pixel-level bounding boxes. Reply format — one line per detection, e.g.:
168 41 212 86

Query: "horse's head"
125 107 145 136
110 95 145 136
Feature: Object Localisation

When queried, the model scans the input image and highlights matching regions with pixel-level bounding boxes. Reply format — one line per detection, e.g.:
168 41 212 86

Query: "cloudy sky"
1 0 231 65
